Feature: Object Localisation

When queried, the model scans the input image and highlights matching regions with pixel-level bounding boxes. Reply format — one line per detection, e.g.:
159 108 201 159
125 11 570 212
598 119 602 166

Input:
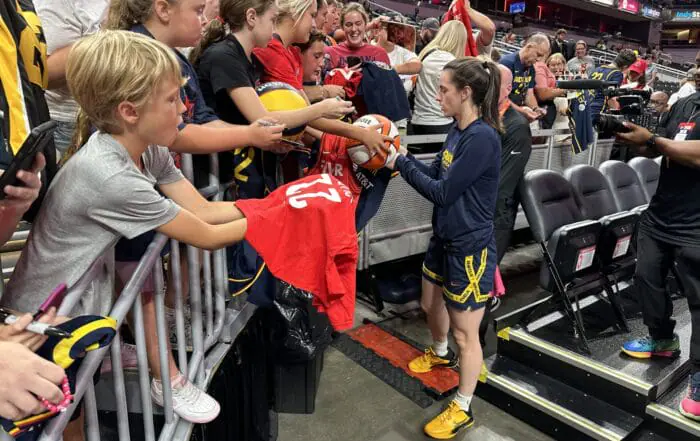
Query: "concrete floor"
279 247 554 441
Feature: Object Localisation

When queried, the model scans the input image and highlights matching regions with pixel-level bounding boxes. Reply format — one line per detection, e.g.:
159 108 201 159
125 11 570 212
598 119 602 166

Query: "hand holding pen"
0 308 70 351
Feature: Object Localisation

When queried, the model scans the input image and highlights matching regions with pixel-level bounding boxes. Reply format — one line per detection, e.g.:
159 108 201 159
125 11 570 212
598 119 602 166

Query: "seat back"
520 169 584 242
563 165 618 220
628 157 660 202
599 160 647 211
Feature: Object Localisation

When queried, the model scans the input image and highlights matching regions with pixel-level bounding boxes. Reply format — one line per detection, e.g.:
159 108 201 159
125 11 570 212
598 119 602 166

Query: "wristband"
646 134 658 150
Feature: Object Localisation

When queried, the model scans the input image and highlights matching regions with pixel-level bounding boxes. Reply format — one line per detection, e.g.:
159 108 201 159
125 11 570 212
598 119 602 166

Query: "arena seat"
564 165 639 269
563 165 618 220
520 170 600 293
628 157 660 203
520 170 608 351
599 160 648 211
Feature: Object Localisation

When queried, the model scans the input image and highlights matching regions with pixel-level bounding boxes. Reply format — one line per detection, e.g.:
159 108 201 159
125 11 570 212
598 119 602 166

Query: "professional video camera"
594 88 661 137
556 80 661 137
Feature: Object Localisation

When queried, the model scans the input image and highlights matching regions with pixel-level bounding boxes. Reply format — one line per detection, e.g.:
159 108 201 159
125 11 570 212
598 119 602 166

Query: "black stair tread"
528 296 691 386
484 354 643 437
627 428 674 441
658 375 692 409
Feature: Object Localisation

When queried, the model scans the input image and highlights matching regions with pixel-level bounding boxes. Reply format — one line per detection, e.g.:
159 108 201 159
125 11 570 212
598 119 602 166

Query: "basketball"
256 82 307 140
346 114 400 170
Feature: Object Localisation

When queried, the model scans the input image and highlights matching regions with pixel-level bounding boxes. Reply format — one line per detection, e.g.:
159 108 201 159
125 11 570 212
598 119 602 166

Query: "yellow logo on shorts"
443 248 491 304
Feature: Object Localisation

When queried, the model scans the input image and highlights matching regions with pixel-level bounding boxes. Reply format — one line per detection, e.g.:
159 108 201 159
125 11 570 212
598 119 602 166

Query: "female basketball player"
388 57 502 439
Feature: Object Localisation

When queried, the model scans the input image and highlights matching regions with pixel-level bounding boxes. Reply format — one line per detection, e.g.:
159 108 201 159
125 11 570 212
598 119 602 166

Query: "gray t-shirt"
567 56 596 77
1 132 183 316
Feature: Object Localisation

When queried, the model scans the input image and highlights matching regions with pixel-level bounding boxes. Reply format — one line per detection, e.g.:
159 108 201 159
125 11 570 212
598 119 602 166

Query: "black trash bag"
271 281 333 363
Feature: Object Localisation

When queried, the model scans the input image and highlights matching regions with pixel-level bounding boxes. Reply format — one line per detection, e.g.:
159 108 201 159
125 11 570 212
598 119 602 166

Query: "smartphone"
0 120 57 200
33 283 68 319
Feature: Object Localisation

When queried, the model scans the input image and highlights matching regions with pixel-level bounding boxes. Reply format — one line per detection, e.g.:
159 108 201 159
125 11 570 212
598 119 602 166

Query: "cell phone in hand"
0 120 57 200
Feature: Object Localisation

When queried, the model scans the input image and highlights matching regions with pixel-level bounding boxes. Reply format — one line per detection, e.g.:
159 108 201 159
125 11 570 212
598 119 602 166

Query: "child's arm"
228 87 354 129
310 118 392 157
156 210 247 251
170 120 285 154
159 179 244 225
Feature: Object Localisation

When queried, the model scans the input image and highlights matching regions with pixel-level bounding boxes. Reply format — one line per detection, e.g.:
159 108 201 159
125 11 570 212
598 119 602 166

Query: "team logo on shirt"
442 149 454 169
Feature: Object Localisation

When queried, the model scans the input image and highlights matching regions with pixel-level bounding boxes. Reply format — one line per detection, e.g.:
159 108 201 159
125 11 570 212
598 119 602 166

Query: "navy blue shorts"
422 236 497 311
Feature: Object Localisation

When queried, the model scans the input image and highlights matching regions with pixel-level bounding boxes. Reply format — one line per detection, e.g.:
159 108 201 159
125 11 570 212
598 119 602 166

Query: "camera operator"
616 85 700 420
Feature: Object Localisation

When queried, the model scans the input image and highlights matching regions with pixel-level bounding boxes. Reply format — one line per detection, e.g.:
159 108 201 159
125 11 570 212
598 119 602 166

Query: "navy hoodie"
395 120 501 253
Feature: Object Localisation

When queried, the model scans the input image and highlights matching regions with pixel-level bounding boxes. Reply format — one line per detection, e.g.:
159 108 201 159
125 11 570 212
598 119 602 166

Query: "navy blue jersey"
589 65 623 117
395 120 501 253
499 52 535 106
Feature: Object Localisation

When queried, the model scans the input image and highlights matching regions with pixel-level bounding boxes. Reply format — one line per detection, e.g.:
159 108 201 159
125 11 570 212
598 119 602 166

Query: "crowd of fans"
1 0 700 440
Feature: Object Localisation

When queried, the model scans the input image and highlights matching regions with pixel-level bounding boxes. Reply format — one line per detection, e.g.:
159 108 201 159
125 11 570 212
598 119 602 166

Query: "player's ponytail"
190 0 276 64
444 57 503 133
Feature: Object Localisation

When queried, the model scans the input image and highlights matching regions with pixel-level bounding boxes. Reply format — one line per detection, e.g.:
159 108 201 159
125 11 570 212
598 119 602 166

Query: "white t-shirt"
35 0 110 122
668 82 697 108
387 44 419 95
411 50 455 126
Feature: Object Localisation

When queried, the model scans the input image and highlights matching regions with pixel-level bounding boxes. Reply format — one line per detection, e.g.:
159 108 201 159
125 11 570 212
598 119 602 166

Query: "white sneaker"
150 373 220 424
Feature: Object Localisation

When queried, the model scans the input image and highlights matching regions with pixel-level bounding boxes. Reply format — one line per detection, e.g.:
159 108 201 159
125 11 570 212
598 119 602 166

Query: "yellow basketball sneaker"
408 347 458 374
424 400 474 439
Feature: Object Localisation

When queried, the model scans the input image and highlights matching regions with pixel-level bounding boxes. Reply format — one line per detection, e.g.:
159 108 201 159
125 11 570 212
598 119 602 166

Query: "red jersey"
324 42 391 69
235 174 358 330
324 68 363 99
442 0 479 57
306 133 363 196
253 35 304 90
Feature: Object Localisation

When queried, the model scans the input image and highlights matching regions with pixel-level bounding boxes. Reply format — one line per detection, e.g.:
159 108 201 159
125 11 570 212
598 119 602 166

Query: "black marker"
0 308 72 339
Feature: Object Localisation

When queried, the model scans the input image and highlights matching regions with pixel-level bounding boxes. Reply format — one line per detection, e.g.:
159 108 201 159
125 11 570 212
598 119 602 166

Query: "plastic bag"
271 282 333 363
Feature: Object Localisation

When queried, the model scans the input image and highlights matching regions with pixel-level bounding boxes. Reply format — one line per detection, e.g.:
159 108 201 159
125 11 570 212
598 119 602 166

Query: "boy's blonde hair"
64 30 182 161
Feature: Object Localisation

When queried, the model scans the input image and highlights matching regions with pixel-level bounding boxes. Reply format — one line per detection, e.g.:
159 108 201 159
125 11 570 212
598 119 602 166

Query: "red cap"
629 60 647 75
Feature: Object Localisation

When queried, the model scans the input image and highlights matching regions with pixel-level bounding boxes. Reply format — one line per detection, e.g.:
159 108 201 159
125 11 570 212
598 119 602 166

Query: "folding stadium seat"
599 160 648 212
520 169 604 352
564 165 638 272
628 157 661 203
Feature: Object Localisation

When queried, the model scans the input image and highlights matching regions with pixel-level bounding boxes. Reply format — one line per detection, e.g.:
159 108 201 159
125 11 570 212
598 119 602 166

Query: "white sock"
432 339 449 357
454 392 472 411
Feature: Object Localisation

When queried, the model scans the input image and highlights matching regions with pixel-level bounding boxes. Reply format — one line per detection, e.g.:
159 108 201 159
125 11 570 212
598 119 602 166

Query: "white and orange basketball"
346 114 400 170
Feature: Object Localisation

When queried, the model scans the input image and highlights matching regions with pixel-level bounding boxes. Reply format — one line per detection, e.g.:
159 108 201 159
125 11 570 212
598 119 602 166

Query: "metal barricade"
358 127 607 268
0 152 254 441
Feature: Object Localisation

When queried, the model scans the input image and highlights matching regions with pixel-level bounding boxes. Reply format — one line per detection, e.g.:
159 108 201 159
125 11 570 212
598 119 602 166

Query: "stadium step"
479 354 644 441
645 376 700 441
494 295 692 416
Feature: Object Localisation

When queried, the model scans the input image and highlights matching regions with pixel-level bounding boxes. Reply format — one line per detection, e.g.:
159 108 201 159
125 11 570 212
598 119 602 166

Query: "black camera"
594 88 661 137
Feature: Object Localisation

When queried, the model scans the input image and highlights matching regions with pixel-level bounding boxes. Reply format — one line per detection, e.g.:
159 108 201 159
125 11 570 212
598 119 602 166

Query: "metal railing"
0 152 253 441
357 128 615 270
